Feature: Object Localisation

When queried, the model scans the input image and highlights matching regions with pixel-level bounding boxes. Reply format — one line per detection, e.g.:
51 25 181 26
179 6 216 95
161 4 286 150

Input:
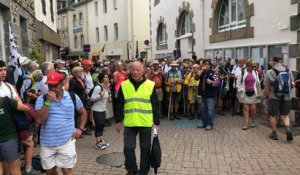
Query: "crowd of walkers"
0 54 299 175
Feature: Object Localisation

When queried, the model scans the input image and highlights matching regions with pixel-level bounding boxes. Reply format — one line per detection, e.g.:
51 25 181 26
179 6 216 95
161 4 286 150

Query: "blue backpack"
272 68 290 94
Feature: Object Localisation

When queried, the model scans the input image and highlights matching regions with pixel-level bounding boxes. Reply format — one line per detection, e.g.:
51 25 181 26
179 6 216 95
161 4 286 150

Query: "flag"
101 44 106 53
9 22 21 83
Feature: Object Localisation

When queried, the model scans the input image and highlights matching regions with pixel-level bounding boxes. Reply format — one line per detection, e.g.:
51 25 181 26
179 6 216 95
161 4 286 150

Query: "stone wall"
10 0 36 56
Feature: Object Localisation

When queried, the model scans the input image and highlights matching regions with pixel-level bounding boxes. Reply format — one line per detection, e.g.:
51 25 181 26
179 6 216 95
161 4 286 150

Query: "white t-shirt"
40 76 48 95
84 72 94 94
0 81 18 98
91 84 109 112
231 65 246 88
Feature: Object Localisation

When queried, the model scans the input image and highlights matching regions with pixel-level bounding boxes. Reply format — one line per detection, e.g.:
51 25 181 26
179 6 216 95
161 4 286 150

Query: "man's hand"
153 124 159 131
115 122 122 133
71 128 82 140
46 91 56 102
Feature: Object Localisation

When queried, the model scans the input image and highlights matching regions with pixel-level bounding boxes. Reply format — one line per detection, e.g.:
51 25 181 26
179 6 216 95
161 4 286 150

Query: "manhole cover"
96 152 124 167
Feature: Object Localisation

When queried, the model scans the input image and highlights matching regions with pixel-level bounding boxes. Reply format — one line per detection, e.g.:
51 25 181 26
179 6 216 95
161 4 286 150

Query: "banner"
9 22 21 82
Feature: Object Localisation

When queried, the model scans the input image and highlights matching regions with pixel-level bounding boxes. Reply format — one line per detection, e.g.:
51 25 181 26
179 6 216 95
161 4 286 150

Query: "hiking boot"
269 132 278 140
204 125 212 130
174 114 180 120
188 114 195 120
242 123 249 130
286 132 293 142
249 121 256 128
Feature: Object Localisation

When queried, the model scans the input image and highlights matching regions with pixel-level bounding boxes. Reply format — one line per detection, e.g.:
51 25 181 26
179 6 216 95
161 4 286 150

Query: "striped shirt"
35 90 83 147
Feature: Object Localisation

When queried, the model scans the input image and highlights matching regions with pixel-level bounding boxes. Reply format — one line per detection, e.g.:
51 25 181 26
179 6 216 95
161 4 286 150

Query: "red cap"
46 71 64 85
82 59 93 65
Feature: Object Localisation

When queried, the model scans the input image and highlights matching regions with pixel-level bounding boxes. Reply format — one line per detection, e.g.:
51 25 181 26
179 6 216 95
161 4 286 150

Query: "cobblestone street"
42 114 300 175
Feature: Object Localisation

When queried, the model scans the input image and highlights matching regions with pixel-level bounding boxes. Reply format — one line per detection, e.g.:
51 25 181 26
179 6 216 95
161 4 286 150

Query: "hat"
54 59 65 65
46 71 64 85
170 61 178 66
152 60 159 64
272 56 283 62
82 59 93 65
19 56 30 66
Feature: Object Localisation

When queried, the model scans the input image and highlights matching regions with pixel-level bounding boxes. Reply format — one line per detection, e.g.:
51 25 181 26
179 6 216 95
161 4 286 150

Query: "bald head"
130 61 144 82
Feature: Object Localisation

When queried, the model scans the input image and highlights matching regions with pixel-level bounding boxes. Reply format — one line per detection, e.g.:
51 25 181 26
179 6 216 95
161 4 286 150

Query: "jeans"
201 97 216 127
124 127 152 175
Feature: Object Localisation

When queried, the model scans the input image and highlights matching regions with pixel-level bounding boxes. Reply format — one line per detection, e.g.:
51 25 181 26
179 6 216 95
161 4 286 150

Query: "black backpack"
88 84 103 98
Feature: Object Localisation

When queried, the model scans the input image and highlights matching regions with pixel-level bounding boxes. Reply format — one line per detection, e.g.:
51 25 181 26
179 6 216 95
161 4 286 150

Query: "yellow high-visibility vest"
122 79 155 127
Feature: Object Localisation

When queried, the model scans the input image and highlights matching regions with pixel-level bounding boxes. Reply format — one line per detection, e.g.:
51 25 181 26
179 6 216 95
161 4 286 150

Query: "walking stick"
167 88 172 120
216 78 224 115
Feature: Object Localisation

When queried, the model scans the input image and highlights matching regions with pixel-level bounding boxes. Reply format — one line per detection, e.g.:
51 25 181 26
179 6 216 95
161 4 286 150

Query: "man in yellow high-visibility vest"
115 61 160 175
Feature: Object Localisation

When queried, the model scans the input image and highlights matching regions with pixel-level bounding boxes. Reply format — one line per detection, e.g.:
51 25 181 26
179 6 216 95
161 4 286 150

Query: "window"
80 35 84 48
179 12 190 36
218 0 246 32
114 23 118 40
73 14 76 27
95 1 98 16
62 16 66 28
74 36 78 48
96 27 100 42
103 0 107 13
104 25 108 41
42 0 46 15
113 0 117 10
57 18 61 29
79 12 83 26
50 0 54 22
157 23 166 45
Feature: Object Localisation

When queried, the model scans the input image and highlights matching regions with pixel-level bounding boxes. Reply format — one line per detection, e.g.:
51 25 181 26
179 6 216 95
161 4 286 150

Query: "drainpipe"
200 0 205 56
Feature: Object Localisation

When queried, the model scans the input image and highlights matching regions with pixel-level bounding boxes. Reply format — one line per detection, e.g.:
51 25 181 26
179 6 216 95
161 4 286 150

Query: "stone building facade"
150 0 299 72
0 0 36 62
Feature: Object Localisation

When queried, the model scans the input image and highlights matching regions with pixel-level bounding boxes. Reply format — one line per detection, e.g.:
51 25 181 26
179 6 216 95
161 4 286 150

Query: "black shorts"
268 99 291 116
167 91 182 103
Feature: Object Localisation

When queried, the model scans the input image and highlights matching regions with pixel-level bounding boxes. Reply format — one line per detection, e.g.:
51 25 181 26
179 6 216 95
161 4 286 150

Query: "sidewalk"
42 114 300 175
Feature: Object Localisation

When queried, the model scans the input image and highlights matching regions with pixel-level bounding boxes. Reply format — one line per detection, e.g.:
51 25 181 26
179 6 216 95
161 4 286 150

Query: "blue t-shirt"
35 91 83 147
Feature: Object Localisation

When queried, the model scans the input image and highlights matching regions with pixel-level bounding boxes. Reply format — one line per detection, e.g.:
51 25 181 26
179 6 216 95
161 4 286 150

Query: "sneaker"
23 168 41 175
95 141 109 150
197 125 206 129
101 141 110 147
286 132 293 142
249 121 256 128
242 123 249 130
204 125 212 130
269 132 278 140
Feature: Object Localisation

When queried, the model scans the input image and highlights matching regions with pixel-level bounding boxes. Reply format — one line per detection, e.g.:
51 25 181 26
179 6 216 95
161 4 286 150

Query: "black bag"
150 134 161 174
245 91 255 97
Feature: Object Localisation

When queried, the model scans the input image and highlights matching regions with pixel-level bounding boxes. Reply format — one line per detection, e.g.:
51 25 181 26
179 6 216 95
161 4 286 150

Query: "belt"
155 87 162 89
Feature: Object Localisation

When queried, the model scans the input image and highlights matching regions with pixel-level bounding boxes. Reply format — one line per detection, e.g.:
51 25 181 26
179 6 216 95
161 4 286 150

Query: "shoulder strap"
69 92 76 110
4 82 13 98
241 68 245 84
2 97 15 119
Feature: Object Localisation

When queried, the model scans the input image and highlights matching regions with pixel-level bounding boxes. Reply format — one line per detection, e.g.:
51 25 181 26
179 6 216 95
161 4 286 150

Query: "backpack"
3 82 31 131
272 68 290 94
88 84 103 98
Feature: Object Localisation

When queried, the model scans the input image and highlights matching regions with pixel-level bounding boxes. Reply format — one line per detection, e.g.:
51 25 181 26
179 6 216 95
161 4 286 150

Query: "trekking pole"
167 88 172 120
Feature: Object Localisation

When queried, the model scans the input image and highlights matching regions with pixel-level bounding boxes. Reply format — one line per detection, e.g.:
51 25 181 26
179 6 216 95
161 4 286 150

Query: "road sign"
83 44 90 52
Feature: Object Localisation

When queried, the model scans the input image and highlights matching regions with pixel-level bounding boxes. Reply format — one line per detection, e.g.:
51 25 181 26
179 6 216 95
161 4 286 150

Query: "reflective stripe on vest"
122 79 155 127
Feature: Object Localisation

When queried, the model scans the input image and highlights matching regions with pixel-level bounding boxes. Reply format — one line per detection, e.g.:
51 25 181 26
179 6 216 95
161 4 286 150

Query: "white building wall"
150 0 203 59
68 4 89 52
34 0 57 32
204 0 298 49
150 0 298 64
87 0 150 61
